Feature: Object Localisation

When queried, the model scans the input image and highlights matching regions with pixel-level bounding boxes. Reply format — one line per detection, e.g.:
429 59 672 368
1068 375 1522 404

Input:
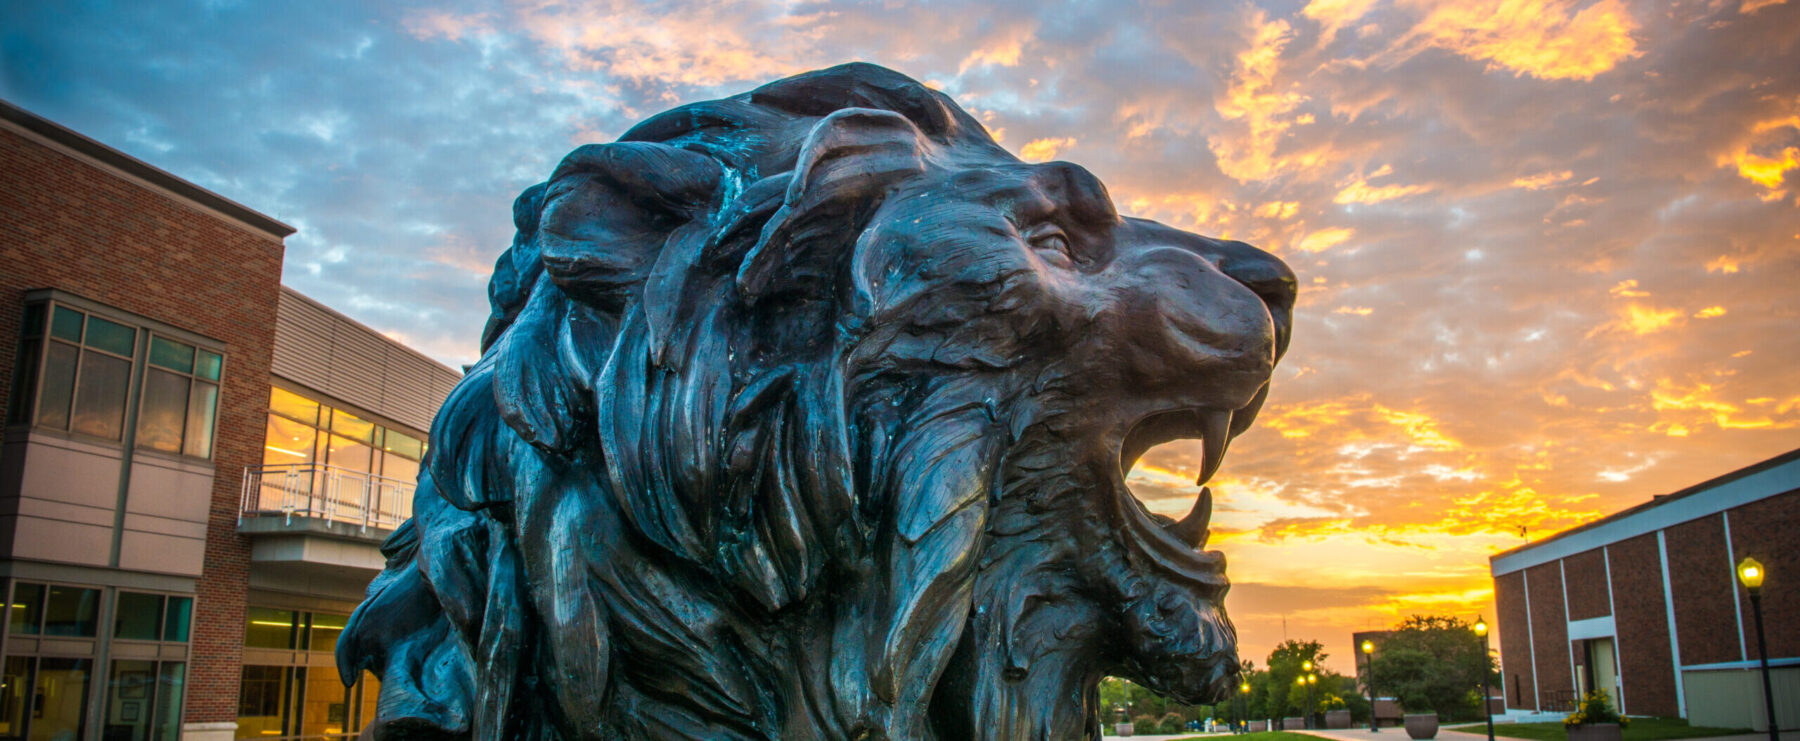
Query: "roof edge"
1 98 296 239
1490 445 1800 562
278 285 462 380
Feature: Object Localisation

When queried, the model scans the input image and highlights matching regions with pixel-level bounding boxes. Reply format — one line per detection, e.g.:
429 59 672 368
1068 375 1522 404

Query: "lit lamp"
1307 673 1318 729
1362 639 1379 732
1738 557 1777 741
1240 681 1252 734
1475 617 1494 741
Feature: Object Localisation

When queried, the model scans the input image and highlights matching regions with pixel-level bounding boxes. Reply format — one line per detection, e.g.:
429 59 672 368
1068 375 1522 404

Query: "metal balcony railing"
239 463 414 532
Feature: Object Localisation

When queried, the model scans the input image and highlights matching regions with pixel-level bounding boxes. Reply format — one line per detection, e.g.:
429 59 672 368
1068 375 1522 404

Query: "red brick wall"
1526 562 1574 703
0 125 284 722
1563 547 1612 621
1494 570 1536 708
1665 514 1741 666
1607 534 1679 717
1727 488 1800 661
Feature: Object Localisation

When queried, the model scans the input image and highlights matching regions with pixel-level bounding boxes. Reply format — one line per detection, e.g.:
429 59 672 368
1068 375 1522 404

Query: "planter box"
1248 720 1268 731
1283 717 1306 730
1567 723 1623 741
1113 721 1134 737
1327 709 1352 729
1403 713 1439 740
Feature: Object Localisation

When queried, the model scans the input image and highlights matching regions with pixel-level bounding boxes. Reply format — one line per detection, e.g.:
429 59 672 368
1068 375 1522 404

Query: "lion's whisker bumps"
338 62 1294 741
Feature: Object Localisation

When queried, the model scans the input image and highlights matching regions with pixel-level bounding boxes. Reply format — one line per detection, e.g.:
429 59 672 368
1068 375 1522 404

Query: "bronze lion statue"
339 62 1295 740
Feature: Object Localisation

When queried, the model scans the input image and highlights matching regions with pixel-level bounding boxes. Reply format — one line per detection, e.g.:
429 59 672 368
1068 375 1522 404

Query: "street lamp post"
1240 681 1251 734
1476 617 1495 741
1738 557 1777 741
1363 639 1380 733
1308 674 1318 729
1302 660 1314 729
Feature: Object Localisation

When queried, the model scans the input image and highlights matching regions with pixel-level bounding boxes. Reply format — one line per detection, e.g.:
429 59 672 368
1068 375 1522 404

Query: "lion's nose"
1205 239 1296 359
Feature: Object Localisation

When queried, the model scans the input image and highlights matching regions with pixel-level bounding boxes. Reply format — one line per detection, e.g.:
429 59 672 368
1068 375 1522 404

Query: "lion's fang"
1168 486 1213 548
1195 410 1231 487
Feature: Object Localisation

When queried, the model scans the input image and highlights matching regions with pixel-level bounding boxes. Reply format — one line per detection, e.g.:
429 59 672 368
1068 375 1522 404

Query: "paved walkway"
1289 728 1799 741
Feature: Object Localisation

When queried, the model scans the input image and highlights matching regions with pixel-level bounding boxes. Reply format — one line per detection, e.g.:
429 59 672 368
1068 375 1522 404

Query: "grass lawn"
1167 733 1321 741
1443 717 1750 741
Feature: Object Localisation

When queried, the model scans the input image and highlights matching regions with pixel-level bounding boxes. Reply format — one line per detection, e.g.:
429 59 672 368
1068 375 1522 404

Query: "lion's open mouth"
1115 380 1270 551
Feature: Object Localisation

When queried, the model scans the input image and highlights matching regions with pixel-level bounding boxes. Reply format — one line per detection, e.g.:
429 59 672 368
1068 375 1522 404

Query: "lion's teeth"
1195 410 1232 487
1168 486 1213 548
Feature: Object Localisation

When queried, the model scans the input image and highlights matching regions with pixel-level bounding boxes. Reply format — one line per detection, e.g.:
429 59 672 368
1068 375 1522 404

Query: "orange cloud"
1513 170 1575 189
1693 306 1727 318
1019 136 1076 162
1257 201 1301 219
1740 0 1790 13
1297 226 1355 252
1303 0 1382 45
1706 255 1741 274
1210 13 1309 182
1404 0 1642 81
1335 306 1375 315
1373 405 1462 451
1335 176 1433 204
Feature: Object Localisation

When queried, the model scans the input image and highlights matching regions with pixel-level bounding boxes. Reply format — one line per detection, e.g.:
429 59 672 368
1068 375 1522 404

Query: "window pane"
10 582 45 635
195 350 223 381
269 387 318 425
326 434 374 474
383 430 425 461
263 415 318 466
245 607 298 649
6 337 39 425
183 382 218 458
106 659 157 741
21 303 45 337
50 306 83 341
380 454 419 487
148 336 194 373
0 656 29 739
309 613 348 654
163 597 193 642
114 592 163 640
236 666 290 738
43 586 100 636
70 350 130 440
298 666 350 738
330 410 376 445
35 342 77 430
28 658 90 741
354 671 381 733
135 369 190 454
84 315 135 356
152 662 186 741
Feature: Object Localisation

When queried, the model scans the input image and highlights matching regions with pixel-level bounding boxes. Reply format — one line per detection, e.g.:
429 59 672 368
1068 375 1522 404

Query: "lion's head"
340 63 1294 741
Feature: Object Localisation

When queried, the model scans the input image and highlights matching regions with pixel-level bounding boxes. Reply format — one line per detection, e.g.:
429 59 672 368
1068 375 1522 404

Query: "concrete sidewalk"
1290 728 1799 741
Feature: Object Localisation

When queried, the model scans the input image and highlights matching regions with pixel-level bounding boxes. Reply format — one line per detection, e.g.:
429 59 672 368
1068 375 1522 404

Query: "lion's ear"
736 108 929 306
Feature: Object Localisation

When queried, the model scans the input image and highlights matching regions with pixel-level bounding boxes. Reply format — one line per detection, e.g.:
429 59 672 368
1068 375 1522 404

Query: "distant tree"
1368 615 1500 721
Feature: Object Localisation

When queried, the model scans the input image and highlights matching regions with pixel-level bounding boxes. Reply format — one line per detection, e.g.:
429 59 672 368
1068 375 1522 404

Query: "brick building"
1490 447 1799 732
1 100 457 741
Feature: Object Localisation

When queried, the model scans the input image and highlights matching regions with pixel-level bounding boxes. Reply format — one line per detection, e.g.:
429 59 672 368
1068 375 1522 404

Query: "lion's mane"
339 63 1272 741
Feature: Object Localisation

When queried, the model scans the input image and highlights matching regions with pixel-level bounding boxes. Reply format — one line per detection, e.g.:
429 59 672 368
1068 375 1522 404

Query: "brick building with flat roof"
2 99 458 741
1489 447 1798 732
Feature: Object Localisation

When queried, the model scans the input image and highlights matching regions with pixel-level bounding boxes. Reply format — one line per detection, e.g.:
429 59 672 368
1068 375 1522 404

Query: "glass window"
135 370 190 454
383 430 424 462
298 667 350 738
162 597 192 643
235 666 289 738
325 434 374 474
21 303 44 337
106 659 156 741
84 316 135 356
308 613 347 654
114 592 164 640
269 388 318 425
9 582 45 636
70 351 130 439
263 416 318 467
152 662 185 741
147 336 194 373
184 382 218 458
0 657 29 739
195 350 223 381
355 672 381 733
34 342 77 430
49 306 82 342
42 586 99 637
329 410 376 446
245 608 299 649
28 658 90 741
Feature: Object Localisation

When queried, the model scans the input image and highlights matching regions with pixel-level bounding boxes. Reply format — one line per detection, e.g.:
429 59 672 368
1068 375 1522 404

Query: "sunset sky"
5 0 1798 673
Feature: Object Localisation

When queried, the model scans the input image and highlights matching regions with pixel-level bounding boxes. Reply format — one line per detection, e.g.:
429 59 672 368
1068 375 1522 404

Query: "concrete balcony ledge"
237 512 395 545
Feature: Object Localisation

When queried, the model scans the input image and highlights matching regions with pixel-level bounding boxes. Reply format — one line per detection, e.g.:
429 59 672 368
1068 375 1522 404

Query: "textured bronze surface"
339 62 1295 740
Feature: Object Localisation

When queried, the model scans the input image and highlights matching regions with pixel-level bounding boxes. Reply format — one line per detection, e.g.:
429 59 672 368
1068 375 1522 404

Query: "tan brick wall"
1665 514 1740 667
0 124 284 722
1563 547 1611 621
1607 533 1679 717
1727 488 1800 661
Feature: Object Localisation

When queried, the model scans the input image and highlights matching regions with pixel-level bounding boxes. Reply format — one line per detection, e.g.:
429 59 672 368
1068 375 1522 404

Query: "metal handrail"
239 462 414 531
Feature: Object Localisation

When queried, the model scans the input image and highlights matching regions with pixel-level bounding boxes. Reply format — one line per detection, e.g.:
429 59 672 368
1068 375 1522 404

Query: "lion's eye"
1028 226 1074 267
